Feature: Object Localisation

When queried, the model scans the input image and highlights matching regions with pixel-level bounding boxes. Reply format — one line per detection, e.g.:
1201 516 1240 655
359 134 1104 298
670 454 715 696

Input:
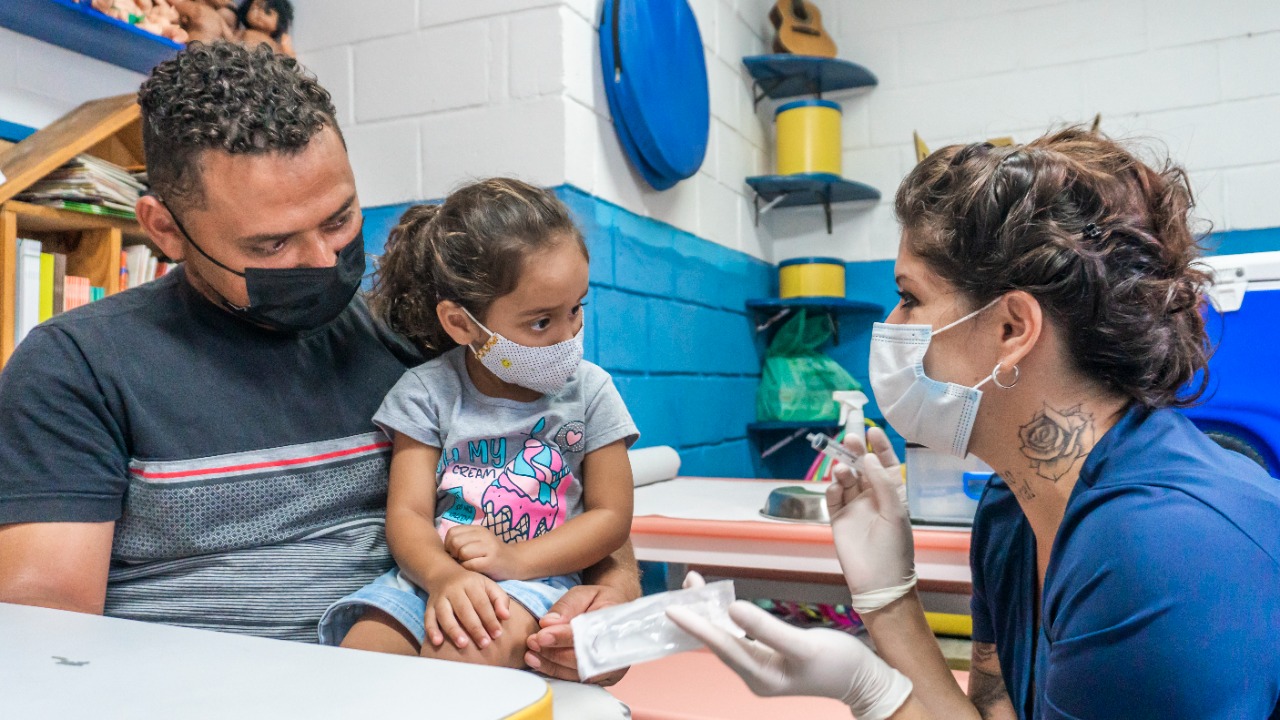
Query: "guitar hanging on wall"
769 0 837 58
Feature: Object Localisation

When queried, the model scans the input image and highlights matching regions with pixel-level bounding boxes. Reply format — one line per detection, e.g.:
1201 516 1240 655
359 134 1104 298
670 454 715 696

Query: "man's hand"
443 525 522 581
524 583 631 685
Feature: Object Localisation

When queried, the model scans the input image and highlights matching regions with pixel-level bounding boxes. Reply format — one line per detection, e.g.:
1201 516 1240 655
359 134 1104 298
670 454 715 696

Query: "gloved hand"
825 427 917 614
667 572 912 720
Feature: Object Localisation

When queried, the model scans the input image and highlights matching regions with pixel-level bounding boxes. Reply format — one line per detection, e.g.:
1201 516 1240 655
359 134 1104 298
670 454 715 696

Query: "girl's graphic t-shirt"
373 347 638 544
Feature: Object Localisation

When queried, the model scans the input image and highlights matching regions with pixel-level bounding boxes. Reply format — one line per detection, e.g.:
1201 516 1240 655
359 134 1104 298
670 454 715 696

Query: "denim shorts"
318 567 581 646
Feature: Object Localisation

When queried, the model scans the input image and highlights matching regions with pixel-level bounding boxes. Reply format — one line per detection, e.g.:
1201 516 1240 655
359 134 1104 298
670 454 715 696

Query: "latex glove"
667 573 912 720
825 427 917 614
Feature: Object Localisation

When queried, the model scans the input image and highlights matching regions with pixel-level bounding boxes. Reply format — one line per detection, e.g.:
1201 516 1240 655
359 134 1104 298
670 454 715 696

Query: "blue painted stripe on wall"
1202 227 1280 256
359 184 772 479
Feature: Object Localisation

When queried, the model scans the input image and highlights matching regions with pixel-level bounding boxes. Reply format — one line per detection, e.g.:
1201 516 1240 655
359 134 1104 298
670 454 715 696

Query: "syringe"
806 432 860 468
808 432 909 503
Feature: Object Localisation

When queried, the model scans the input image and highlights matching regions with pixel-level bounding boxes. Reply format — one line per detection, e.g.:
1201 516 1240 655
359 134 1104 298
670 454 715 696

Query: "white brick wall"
0 28 144 129
298 0 776 259
775 0 1280 262
293 1 1280 264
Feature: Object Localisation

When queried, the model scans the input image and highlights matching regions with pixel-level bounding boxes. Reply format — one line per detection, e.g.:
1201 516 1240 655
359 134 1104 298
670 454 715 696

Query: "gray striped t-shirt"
0 270 421 641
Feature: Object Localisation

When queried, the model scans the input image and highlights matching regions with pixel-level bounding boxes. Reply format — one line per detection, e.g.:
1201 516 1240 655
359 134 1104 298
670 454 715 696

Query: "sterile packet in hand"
572 579 743 679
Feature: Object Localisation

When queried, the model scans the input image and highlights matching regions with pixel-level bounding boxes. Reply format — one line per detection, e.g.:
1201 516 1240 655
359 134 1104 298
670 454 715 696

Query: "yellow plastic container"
775 99 842 176
779 257 845 299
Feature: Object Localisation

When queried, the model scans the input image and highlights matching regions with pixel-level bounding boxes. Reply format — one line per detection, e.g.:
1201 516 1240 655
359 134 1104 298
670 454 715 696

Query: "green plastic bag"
756 310 861 422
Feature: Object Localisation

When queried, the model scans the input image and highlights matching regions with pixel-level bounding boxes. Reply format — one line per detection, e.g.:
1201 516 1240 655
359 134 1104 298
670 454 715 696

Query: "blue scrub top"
971 405 1280 719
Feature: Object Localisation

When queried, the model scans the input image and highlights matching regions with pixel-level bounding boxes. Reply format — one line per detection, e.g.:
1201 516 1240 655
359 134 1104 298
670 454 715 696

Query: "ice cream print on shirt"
434 417 582 543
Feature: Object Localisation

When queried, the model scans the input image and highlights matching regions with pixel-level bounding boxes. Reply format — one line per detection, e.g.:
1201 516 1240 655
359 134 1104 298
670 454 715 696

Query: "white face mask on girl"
868 298 1004 458
460 306 584 395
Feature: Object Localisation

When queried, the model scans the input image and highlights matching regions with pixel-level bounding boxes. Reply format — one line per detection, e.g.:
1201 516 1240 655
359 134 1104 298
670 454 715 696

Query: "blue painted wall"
361 184 775 479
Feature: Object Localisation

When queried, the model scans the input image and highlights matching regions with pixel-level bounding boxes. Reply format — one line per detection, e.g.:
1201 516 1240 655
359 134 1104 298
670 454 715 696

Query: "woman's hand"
422 567 511 650
444 525 522 581
667 572 913 720
825 427 917 612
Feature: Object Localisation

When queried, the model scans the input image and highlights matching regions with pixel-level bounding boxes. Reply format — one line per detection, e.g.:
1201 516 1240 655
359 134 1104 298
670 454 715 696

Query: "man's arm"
0 521 115 614
968 642 1017 720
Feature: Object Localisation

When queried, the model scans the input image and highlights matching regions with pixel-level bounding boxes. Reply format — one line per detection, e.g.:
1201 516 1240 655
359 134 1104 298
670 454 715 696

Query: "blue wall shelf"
748 296 883 348
742 55 877 107
748 420 842 432
0 0 183 75
746 173 881 234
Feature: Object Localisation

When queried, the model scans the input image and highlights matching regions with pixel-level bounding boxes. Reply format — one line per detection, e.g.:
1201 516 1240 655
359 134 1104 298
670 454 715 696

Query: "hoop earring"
992 362 1019 389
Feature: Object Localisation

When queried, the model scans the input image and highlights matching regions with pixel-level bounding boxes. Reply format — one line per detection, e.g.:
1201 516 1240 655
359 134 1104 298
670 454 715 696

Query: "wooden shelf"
0 95 149 369
3 200 148 245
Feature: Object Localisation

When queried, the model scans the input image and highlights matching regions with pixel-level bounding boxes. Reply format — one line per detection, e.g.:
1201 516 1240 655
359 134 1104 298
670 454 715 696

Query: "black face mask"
167 206 366 333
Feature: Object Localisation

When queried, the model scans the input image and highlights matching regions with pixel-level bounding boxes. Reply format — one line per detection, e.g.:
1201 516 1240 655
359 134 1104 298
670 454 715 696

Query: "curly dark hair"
895 127 1211 408
370 178 588 354
137 41 338 211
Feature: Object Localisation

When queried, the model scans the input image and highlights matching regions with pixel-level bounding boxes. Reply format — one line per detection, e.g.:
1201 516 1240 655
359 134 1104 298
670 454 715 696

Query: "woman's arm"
826 428 981 719
967 642 1017 720
448 439 634 581
859 594 980 720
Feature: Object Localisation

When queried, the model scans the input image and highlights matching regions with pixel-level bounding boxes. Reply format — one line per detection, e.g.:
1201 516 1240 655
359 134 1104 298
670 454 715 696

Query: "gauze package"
572 580 743 679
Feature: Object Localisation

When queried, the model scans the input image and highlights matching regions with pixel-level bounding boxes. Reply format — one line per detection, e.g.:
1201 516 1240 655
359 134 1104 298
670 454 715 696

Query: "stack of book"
12 240 178 347
122 244 174 289
13 153 146 219
12 239 100 347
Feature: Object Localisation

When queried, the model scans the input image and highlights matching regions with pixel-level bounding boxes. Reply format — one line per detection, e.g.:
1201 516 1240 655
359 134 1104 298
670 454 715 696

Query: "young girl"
318 178 637 669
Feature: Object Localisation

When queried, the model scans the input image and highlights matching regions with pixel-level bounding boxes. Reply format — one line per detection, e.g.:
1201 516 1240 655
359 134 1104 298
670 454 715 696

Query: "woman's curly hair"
370 178 588 354
137 41 338 211
896 127 1211 408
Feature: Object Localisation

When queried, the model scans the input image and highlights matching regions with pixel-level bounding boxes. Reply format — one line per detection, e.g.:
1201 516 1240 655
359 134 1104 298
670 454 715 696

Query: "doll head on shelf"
236 0 294 56
173 0 234 43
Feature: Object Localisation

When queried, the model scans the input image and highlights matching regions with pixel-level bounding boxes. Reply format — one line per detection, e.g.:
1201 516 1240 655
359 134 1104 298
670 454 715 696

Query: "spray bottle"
833 390 868 446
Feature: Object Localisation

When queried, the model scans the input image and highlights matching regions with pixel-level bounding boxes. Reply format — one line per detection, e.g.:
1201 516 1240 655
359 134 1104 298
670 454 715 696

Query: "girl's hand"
423 568 511 650
824 427 916 610
444 525 523 581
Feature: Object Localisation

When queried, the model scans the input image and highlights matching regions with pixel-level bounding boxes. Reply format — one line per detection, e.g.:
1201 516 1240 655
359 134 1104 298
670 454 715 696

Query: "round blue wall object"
603 0 710 185
599 0 680 190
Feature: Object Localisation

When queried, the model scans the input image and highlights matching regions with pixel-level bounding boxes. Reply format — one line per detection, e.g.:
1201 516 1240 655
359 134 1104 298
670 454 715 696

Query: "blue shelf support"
742 55 878 108
746 297 884 345
746 173 881 234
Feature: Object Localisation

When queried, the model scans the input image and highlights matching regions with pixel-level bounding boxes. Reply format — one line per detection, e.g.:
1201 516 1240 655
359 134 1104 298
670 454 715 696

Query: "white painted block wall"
286 1 1280 263
296 0 778 260
5 3 1278 265
0 27 144 129
773 0 1280 262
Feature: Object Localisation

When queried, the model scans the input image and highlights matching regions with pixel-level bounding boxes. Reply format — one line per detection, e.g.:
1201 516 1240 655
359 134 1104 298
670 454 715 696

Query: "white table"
0 602 551 719
631 477 973 616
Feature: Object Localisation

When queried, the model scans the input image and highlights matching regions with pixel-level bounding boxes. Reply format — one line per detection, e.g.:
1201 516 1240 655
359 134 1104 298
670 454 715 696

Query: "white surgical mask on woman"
460 306 584 395
868 298 1006 458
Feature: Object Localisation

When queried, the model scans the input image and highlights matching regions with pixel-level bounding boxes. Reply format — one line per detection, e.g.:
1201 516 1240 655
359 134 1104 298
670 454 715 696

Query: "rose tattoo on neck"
1018 404 1095 482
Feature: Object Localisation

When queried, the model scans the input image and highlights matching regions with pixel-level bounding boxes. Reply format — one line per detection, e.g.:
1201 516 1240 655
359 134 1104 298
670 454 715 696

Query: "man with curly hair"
0 42 636 716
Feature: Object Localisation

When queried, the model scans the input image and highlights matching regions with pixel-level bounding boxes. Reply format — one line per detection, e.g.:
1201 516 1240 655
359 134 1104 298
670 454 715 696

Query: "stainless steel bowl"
759 485 830 523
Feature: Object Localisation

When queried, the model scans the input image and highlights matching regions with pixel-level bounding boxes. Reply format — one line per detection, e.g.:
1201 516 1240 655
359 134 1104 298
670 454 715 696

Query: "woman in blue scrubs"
671 128 1280 719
